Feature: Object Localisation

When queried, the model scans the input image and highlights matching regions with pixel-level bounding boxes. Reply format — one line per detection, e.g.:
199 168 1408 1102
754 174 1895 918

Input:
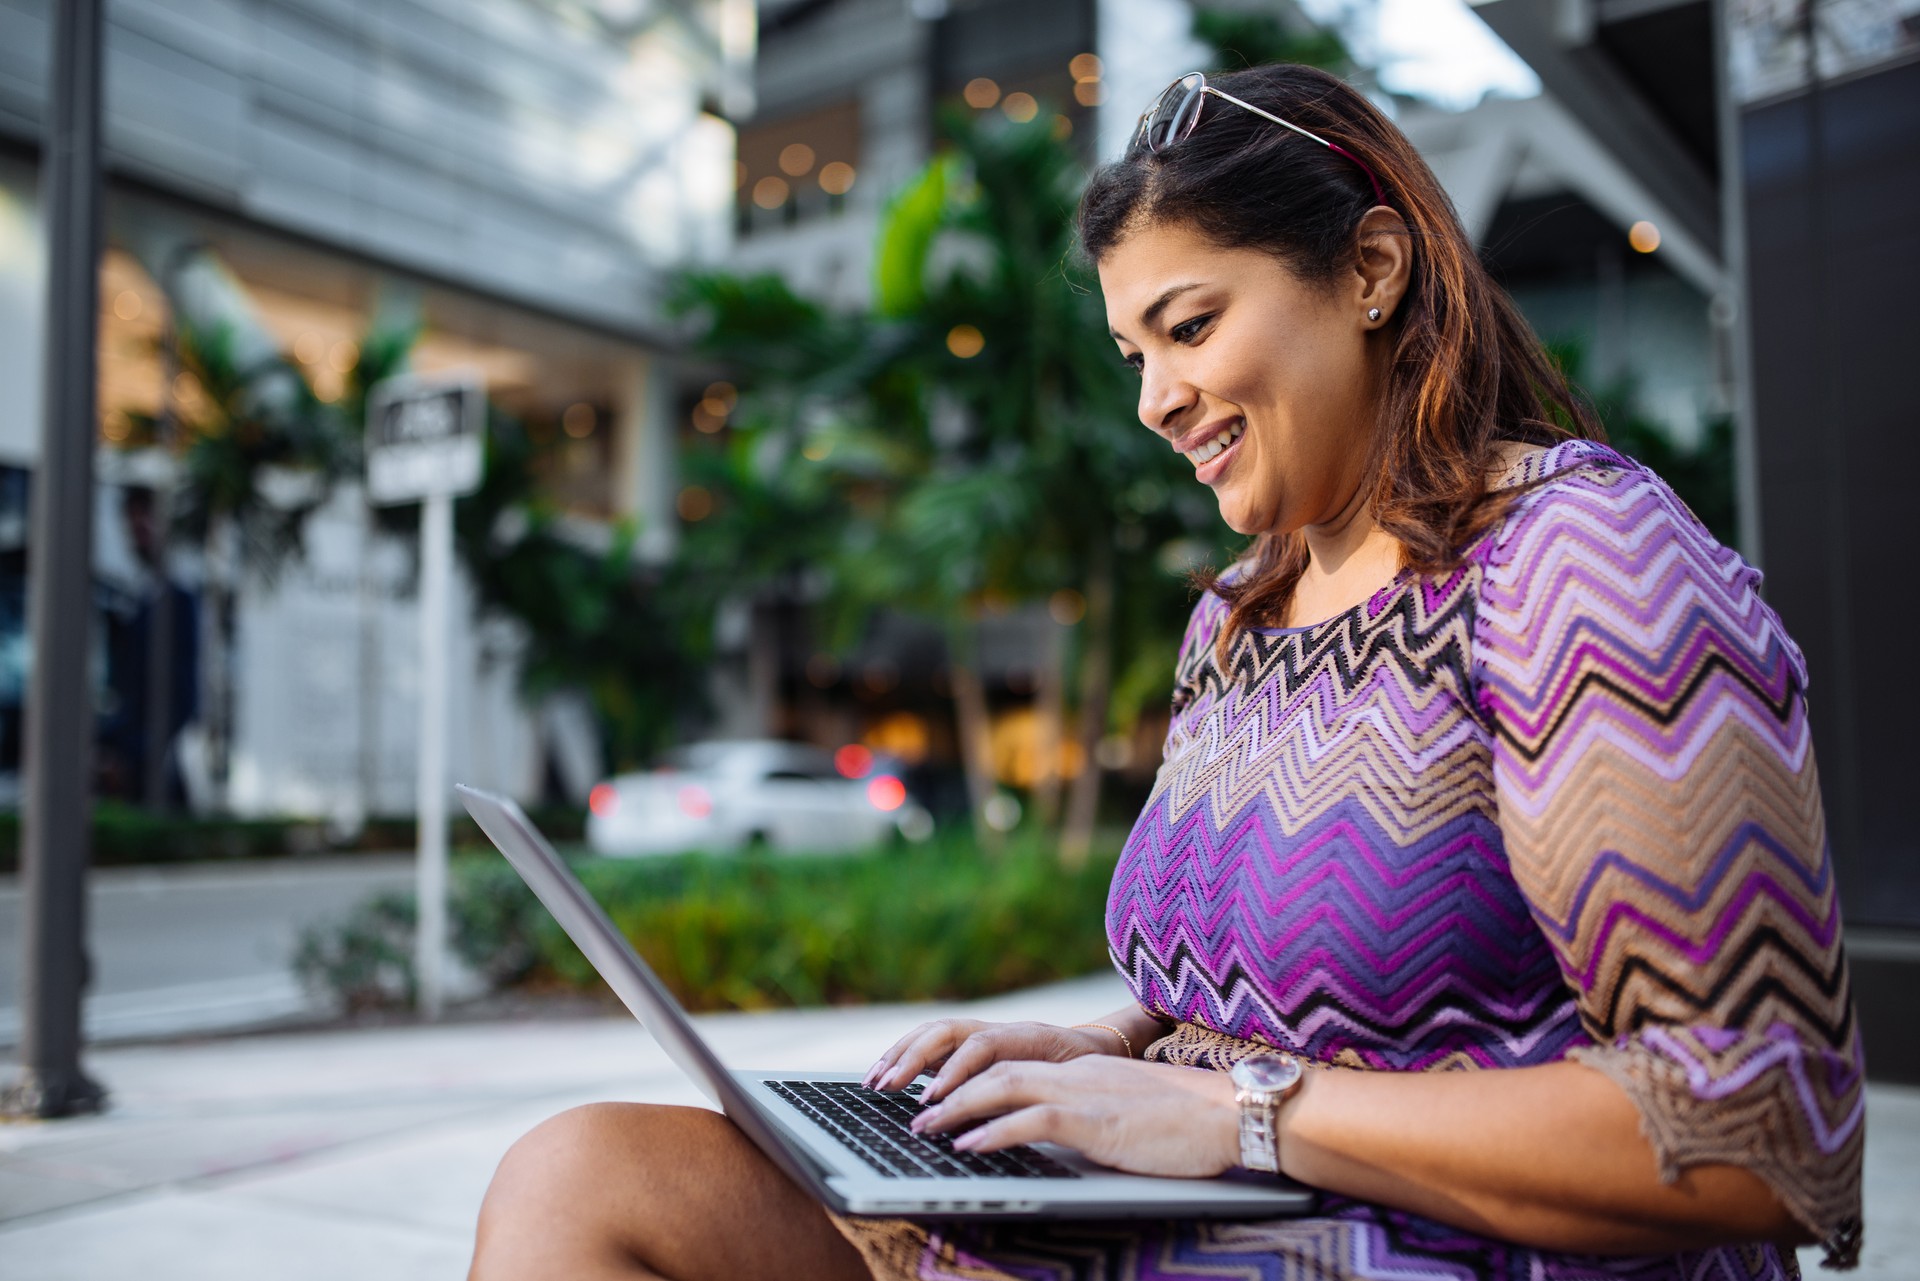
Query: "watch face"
1231 1054 1302 1093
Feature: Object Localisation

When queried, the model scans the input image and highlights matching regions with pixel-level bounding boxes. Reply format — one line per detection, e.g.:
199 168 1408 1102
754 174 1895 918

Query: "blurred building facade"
0 0 750 821
1474 0 1920 1078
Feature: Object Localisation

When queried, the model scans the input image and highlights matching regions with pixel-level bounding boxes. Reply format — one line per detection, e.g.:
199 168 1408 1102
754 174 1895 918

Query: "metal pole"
1710 0 1763 570
414 490 452 1019
4 0 108 1119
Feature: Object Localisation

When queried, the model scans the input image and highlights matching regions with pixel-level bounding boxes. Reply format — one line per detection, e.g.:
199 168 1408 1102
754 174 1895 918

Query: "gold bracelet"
1072 1022 1134 1059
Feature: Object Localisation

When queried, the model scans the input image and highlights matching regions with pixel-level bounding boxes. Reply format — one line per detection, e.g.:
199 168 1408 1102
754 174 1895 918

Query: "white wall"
225 483 542 822
0 156 42 466
1096 0 1210 162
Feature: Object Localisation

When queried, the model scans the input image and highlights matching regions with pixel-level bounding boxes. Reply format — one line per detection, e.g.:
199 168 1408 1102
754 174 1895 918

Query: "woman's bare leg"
469 1103 875 1281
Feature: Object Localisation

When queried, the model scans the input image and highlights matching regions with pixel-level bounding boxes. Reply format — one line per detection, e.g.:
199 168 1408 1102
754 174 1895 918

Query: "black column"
3 0 109 1120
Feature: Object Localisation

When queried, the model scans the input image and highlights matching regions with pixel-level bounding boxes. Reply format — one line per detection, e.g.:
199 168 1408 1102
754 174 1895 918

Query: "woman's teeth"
1191 420 1245 464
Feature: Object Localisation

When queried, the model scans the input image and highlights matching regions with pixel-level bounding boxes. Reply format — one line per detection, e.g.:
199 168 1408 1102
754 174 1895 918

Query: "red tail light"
677 784 713 819
866 774 906 812
835 744 874 779
589 783 619 817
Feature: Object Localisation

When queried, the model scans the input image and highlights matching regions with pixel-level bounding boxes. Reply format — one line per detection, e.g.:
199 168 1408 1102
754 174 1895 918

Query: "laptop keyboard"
766 1080 1082 1181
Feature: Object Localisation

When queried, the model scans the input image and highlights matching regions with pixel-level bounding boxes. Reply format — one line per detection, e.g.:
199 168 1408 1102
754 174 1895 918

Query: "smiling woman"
465 64 1863 1281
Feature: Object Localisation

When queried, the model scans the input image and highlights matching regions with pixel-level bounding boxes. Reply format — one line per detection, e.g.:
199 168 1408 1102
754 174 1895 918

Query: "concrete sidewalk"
1 973 1914 1280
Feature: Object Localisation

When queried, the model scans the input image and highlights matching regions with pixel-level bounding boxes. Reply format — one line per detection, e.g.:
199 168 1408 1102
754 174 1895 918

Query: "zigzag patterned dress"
834 441 1863 1280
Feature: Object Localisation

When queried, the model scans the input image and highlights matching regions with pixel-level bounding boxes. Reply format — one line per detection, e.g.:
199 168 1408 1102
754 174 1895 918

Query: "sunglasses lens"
1146 74 1205 153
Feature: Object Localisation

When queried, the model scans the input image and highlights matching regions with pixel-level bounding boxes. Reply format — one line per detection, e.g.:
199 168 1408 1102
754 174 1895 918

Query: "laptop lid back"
453 784 832 1197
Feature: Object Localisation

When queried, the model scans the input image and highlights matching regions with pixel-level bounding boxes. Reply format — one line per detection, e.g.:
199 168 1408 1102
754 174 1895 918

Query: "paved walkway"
0 973 1913 1280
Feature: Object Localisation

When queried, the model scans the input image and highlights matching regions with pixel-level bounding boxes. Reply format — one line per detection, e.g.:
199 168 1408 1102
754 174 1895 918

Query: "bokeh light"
867 774 907 812
562 402 595 438
1628 220 1661 253
963 78 1000 109
818 161 856 195
834 744 874 778
1073 80 1104 107
778 143 815 176
1001 92 1038 123
752 175 791 209
677 485 714 521
1069 53 1102 82
946 324 984 358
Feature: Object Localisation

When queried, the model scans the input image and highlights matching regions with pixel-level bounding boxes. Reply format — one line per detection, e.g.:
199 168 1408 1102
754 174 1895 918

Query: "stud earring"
1367 307 1382 322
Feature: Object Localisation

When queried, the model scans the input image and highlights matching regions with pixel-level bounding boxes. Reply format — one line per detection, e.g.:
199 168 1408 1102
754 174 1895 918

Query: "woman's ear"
1351 207 1412 324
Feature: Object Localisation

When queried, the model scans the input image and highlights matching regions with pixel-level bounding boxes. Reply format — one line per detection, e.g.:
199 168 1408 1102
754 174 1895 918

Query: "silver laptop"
457 785 1315 1220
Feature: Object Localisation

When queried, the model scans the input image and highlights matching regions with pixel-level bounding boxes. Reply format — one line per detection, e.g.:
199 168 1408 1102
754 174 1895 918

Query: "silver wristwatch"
1229 1053 1304 1174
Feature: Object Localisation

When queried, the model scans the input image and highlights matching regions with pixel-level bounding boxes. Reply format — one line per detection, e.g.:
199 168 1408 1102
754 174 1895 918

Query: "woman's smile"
1178 415 1246 483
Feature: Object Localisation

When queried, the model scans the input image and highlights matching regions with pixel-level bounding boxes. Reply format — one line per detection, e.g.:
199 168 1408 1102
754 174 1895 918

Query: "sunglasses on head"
1133 72 1388 209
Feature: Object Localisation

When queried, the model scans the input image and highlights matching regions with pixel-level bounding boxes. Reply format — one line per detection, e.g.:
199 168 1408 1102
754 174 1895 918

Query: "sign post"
366 371 484 1019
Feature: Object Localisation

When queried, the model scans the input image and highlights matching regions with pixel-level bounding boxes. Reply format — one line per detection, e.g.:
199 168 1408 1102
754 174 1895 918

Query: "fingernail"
953 1132 979 1150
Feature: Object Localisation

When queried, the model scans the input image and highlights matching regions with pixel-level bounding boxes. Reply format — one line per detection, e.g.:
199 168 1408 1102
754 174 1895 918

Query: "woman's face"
1099 220 1385 537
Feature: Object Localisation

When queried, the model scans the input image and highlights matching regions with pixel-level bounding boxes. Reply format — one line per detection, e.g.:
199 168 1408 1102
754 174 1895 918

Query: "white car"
584 739 928 857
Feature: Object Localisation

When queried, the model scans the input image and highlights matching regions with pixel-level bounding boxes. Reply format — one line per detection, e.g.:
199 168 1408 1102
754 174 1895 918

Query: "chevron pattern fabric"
842 442 1860 1281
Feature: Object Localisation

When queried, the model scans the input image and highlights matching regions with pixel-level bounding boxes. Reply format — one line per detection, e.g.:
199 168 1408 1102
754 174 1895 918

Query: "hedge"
295 831 1122 1014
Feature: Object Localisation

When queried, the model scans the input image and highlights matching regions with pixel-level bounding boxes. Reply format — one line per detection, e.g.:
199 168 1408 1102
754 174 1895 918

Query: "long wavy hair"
1078 64 1602 650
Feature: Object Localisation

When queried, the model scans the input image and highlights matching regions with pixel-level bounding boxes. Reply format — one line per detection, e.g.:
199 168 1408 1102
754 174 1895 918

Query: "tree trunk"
947 620 1001 851
1061 543 1114 867
1031 617 1065 827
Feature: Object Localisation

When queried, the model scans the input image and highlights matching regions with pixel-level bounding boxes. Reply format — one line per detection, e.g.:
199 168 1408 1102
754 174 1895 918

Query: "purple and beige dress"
835 441 1863 1280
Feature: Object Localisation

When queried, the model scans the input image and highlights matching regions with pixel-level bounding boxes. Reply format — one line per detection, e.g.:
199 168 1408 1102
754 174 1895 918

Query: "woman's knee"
484 1103 708 1215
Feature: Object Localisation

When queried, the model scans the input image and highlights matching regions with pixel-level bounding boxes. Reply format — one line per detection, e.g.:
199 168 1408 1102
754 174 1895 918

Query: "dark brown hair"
1078 64 1602 648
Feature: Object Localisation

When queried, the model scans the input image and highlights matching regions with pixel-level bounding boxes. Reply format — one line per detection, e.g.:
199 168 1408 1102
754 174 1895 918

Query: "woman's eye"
1171 314 1212 344
1122 352 1144 375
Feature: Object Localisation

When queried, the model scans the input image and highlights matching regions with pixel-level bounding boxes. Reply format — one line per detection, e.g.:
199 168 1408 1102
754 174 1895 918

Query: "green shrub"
292 890 417 1012
295 831 1121 1013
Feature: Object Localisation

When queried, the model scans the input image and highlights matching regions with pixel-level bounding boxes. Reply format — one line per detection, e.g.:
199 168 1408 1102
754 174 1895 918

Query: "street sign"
364 369 485 1020
365 371 484 506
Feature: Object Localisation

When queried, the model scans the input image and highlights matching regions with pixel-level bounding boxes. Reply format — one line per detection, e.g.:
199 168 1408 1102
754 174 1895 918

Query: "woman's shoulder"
1472 437 1744 585
1467 437 1795 677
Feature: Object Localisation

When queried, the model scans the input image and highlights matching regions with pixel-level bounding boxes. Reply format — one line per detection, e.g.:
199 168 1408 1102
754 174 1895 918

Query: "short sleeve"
1470 455 1864 1266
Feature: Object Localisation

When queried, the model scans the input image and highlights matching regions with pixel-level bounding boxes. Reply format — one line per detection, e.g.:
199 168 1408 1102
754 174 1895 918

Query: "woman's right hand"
863 1020 1121 1104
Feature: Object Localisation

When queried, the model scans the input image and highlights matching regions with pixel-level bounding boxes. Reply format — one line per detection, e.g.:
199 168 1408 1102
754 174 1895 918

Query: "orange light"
589 783 620 817
779 142 816 176
1628 220 1661 253
677 485 714 521
818 161 856 195
963 78 1000 109
946 324 984 358
1002 92 1038 123
1073 80 1105 107
677 785 713 819
753 176 791 209
867 775 907 812
835 744 874 779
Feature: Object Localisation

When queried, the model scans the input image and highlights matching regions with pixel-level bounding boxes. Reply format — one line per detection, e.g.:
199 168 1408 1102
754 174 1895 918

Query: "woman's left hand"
910 1055 1244 1178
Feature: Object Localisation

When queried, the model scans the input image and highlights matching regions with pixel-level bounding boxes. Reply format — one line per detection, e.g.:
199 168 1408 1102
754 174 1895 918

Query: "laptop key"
771 1081 1080 1181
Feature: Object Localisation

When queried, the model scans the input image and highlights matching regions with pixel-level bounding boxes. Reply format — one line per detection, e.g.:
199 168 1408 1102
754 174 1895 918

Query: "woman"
469 65 1863 1280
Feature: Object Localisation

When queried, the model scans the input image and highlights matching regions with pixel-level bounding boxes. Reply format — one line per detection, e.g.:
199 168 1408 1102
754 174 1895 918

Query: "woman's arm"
1281 1059 1806 1253
914 1046 1805 1252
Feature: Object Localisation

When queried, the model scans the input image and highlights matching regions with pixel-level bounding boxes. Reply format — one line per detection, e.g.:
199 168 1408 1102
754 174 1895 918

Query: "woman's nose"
1138 368 1194 436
